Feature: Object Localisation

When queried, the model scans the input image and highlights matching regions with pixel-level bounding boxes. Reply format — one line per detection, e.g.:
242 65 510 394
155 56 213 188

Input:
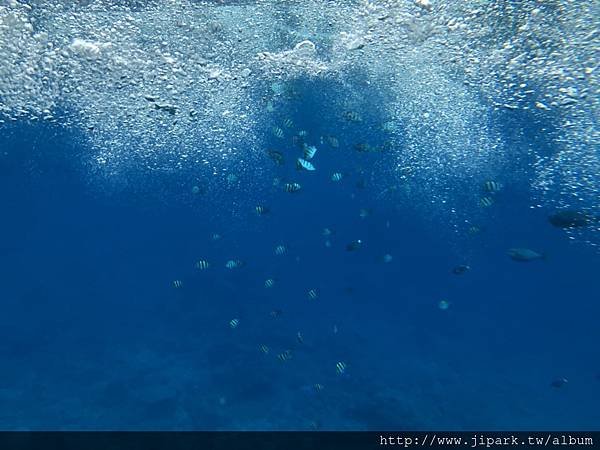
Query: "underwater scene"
0 0 599 431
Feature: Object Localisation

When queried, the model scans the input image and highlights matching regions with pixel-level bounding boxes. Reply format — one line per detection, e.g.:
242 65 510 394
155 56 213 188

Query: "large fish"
548 210 598 228
507 248 546 262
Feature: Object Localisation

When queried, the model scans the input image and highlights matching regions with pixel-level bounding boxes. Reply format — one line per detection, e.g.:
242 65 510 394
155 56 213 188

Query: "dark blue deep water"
0 100 599 431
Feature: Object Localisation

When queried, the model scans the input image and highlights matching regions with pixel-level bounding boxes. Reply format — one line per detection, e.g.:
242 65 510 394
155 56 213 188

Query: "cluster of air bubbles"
323 0 598 241
0 0 597 242
0 0 353 180
321 0 507 225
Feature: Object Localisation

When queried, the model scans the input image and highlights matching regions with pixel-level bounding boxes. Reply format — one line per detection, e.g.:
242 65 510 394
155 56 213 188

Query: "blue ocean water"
0 86 599 432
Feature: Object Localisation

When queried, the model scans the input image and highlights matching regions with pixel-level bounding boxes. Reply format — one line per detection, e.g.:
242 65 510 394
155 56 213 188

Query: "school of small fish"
169 99 589 415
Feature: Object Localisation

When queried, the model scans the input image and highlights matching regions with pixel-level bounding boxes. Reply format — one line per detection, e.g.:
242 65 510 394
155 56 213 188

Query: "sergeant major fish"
266 149 285 165
343 111 362 122
483 181 503 193
225 259 244 269
303 145 317 160
297 158 316 171
284 182 302 193
195 260 210 270
255 205 270 215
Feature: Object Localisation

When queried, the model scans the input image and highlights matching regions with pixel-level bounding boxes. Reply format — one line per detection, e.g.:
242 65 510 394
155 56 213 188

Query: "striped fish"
195 260 210 270
296 332 304 344
173 280 183 288
335 361 347 374
483 180 503 193
272 126 284 138
259 344 270 354
283 182 302 193
292 135 304 148
298 130 308 137
274 245 287 256
479 196 494 207
255 205 270 215
313 383 324 392
283 118 293 128
303 145 317 160
225 259 243 269
331 172 343 182
277 350 292 362
297 158 316 171
264 278 275 288
229 318 240 329
468 225 481 235
266 149 284 165
307 289 318 300
343 111 362 122
324 135 339 148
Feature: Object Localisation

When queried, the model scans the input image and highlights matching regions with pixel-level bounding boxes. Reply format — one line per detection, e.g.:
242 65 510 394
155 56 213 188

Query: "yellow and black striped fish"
255 205 270 215
324 135 339 148
225 259 244 269
335 361 347 374
272 126 284 138
343 111 362 122
259 344 270 354
277 350 292 362
266 149 284 165
483 180 503 193
274 244 287 255
303 145 317 160
468 225 481 235
283 182 302 193
195 260 210 270
296 158 316 171
479 196 494 208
